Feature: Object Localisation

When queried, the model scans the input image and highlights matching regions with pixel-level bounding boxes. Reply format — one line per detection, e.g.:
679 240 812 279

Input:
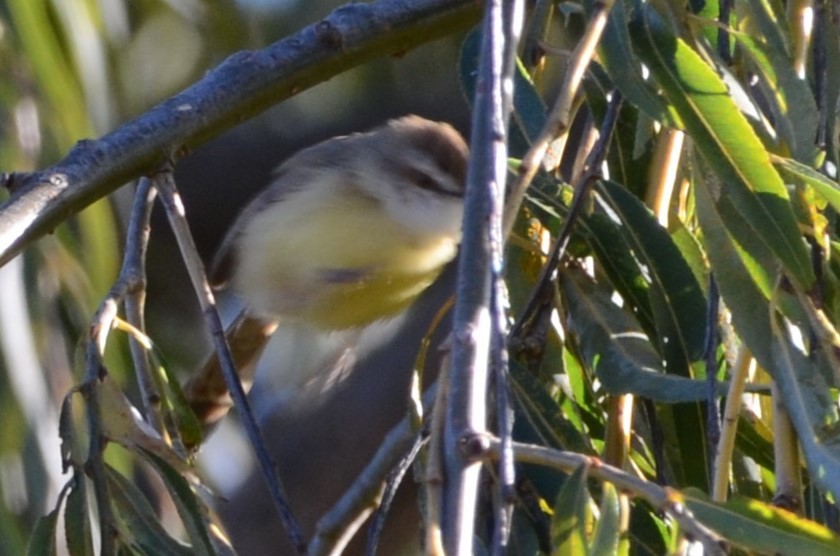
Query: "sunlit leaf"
630 5 814 290
589 482 621 555
685 492 840 555
773 156 840 212
551 463 591 555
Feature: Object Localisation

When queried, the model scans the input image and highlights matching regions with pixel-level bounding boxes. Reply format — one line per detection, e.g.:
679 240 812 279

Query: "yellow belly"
232 187 459 330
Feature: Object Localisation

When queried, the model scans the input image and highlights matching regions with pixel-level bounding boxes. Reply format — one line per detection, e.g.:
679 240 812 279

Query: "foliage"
3 0 840 554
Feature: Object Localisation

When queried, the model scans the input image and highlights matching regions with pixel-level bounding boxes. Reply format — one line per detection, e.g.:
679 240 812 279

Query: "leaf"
96 375 190 474
26 508 60 556
551 463 591 555
630 6 814 290
595 180 707 376
64 472 94 556
767 313 840 502
583 0 675 124
458 28 544 154
773 155 840 213
728 29 818 162
510 360 594 455
685 492 840 555
107 467 194 556
140 451 222 556
559 268 714 402
589 482 621 555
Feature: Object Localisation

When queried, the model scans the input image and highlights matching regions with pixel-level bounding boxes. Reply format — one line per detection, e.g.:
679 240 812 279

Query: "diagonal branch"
0 0 480 268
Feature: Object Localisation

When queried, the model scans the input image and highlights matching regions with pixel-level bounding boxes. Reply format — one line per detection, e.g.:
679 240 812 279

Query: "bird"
185 115 468 423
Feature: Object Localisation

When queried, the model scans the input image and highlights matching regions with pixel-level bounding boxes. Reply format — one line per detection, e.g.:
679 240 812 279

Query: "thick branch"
0 0 480 267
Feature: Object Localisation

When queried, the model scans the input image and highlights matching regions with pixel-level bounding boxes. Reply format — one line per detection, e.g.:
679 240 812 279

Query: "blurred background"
0 0 474 553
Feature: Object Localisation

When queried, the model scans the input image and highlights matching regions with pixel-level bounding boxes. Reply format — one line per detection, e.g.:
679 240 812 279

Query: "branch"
153 170 305 552
443 0 522 553
0 0 480 267
478 437 729 555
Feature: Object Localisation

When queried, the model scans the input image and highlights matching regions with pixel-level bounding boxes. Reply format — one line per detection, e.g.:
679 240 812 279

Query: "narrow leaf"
773 155 840 212
595 180 707 376
559 269 716 402
551 463 591 556
64 472 94 556
26 509 59 556
630 6 814 289
686 493 840 555
589 482 621 555
107 467 193 556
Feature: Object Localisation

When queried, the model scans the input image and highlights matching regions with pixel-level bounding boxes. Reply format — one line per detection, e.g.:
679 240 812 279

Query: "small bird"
185 116 468 421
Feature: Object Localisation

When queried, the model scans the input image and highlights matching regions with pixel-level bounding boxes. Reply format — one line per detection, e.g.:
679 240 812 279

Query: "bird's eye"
403 166 461 198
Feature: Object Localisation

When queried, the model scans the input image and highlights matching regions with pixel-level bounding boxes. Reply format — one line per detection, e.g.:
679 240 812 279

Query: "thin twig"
511 91 623 340
82 301 119 555
502 0 616 241
182 311 279 443
425 364 448 556
79 178 169 553
152 170 306 553
0 0 481 268
712 345 753 502
364 435 427 556
309 384 439 556
120 178 164 435
480 437 729 555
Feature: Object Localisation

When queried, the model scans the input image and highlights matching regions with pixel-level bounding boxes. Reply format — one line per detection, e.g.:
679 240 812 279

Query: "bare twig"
120 178 164 434
443 0 522 553
364 435 426 556
502 0 616 241
511 91 623 340
0 0 481 268
309 384 439 556
77 178 168 553
712 346 753 502
477 437 729 555
153 170 306 553
82 301 119 554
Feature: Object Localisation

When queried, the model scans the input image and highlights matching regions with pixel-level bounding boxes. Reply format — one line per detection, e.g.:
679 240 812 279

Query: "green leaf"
551 463 591 555
595 180 707 376
693 161 774 367
630 6 814 290
26 480 73 556
728 29 818 162
510 360 594 455
512 58 548 144
458 28 543 154
589 482 621 555
107 467 194 556
64 472 94 556
559 269 714 402
26 508 60 556
139 451 221 556
773 156 840 212
685 493 840 555
583 0 675 124
767 313 840 502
